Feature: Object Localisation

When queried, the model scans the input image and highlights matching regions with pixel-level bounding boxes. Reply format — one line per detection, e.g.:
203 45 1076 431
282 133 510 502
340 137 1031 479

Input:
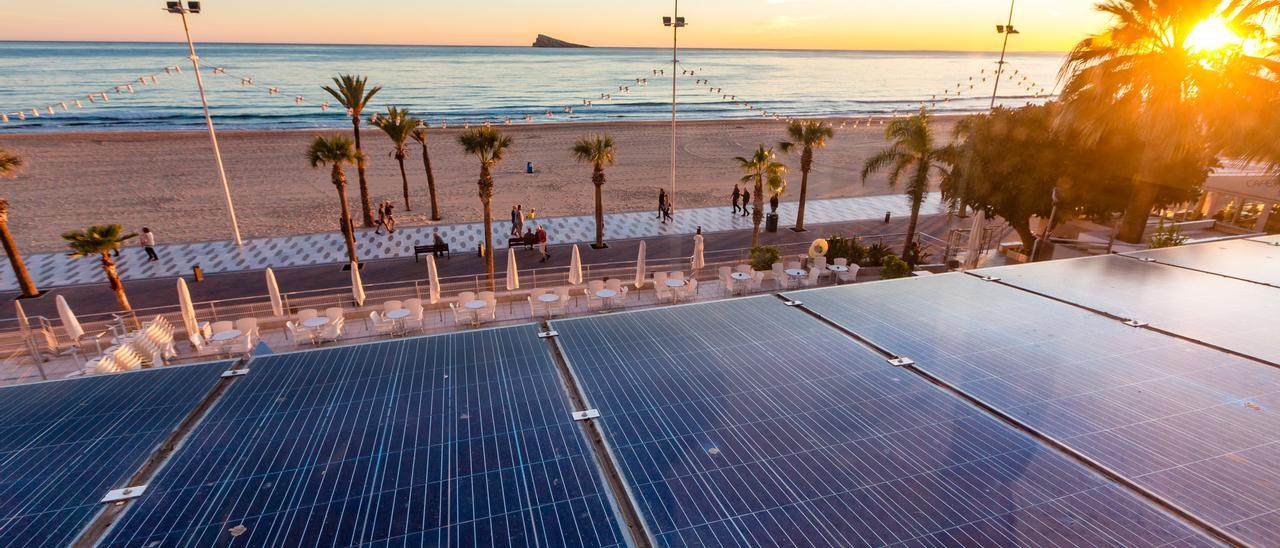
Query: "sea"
0 41 1065 132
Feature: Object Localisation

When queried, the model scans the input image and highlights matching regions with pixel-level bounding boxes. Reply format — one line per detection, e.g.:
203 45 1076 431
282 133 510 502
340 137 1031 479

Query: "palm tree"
373 106 420 212
1058 0 1280 242
62 225 137 322
861 109 949 256
457 127 513 291
778 120 835 232
734 145 788 248
0 148 38 298
410 125 442 221
322 74 381 228
571 134 617 249
307 135 363 264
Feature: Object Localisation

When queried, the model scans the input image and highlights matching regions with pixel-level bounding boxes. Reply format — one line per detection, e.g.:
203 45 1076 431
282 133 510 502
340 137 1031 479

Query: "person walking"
656 189 667 220
140 227 159 261
515 204 525 235
731 184 741 215
510 205 521 237
536 224 551 262
383 201 397 234
374 201 387 235
741 189 751 217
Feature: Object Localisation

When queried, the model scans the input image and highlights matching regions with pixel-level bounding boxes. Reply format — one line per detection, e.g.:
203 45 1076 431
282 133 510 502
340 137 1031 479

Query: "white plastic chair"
210 321 234 334
383 300 403 313
286 320 313 345
297 309 318 322
370 311 396 335
325 307 345 322
234 318 259 343
735 264 751 274
316 318 344 343
801 268 822 287
839 264 860 284
834 258 848 267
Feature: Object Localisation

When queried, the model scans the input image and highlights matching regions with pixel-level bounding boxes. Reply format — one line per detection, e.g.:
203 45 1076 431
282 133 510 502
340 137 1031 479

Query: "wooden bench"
508 237 536 250
414 244 450 262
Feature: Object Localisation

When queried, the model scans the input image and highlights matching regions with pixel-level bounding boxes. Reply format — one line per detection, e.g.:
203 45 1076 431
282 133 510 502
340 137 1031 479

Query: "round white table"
210 329 241 342
538 293 561 303
827 265 849 273
596 289 618 299
785 268 807 278
464 299 488 310
730 272 751 281
665 279 687 288
385 309 411 320
301 317 330 328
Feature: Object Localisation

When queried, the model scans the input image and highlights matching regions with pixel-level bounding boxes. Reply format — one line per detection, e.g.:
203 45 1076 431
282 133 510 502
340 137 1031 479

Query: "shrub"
902 241 932 267
826 235 867 266
864 242 892 267
749 245 781 271
1149 220 1188 249
880 255 911 279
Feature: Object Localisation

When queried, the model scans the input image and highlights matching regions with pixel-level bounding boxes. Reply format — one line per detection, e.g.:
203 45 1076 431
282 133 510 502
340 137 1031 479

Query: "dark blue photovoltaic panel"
0 361 232 547
1125 239 1280 287
552 297 1212 547
101 326 625 546
975 254 1280 364
790 274 1280 545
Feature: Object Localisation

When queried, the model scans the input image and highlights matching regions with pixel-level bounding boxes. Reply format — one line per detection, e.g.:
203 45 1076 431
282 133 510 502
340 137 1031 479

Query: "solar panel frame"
0 360 232 547
99 326 628 547
788 274 1280 545
551 296 1214 547
974 254 1280 364
1124 238 1280 287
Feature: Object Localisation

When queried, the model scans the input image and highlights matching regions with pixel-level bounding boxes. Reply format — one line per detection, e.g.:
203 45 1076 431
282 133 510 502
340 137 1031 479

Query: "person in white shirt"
140 227 159 261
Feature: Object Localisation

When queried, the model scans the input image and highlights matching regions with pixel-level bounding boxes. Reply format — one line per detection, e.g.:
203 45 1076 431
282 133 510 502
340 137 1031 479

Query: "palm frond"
0 148 23 178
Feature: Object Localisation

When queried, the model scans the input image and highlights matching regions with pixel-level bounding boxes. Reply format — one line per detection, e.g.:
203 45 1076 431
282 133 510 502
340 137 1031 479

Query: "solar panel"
100 327 627 546
0 361 231 547
1249 234 1280 245
975 254 1280 364
1125 239 1280 287
551 297 1212 546
789 274 1280 545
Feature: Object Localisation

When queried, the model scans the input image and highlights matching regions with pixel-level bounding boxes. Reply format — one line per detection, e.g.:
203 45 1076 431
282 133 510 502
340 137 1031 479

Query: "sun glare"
1186 17 1240 53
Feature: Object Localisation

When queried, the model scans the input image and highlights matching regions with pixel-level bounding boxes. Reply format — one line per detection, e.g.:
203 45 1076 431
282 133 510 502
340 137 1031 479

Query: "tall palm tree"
410 125 442 221
778 120 835 232
1058 0 1280 242
571 134 617 249
307 135 363 264
734 145 788 248
373 106 420 212
458 127 513 291
322 74 381 228
62 225 137 322
861 109 949 256
0 148 38 298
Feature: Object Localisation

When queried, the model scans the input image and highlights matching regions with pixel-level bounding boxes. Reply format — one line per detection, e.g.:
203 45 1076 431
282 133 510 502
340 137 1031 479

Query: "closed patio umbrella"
568 244 583 285
691 234 705 272
265 268 284 317
506 247 520 291
350 261 366 307
426 255 441 304
56 294 83 341
177 277 199 340
634 240 647 288
13 299 30 336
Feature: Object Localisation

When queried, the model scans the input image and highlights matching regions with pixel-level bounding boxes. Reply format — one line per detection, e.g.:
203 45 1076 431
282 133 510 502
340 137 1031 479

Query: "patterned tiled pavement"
5 193 942 291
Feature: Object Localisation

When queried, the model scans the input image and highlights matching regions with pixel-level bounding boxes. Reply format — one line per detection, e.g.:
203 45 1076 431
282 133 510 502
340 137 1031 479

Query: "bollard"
883 211 891 224
193 264 204 282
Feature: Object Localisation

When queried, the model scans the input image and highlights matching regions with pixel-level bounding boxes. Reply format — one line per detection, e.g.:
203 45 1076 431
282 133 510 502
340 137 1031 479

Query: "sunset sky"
3 0 1106 52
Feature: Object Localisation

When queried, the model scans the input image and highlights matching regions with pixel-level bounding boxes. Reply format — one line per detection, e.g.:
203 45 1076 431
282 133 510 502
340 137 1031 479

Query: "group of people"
374 200 398 235
731 184 779 217
657 189 674 223
509 204 552 262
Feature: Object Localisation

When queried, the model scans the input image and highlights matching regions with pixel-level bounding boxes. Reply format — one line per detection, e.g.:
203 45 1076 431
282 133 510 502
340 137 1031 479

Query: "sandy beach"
0 116 954 253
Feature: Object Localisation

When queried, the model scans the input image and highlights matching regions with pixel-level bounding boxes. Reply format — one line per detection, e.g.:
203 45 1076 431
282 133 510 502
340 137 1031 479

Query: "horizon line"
0 38 1072 56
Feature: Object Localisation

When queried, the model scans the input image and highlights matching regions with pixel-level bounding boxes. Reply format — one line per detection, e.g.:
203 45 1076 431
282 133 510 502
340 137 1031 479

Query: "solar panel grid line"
1117 252 1280 290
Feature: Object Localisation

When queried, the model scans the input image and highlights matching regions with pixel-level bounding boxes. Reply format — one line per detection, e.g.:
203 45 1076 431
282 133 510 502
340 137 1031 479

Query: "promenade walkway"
3 193 944 291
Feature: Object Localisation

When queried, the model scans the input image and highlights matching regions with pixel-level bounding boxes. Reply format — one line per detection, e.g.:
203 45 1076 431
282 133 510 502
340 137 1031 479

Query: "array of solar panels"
6 236 1276 546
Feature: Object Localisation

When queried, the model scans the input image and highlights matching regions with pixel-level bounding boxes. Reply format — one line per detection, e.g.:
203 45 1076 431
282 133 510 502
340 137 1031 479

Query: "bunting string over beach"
0 58 189 124
201 59 341 114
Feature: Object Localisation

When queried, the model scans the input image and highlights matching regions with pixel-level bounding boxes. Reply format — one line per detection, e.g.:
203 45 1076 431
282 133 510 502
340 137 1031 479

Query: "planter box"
1004 246 1031 263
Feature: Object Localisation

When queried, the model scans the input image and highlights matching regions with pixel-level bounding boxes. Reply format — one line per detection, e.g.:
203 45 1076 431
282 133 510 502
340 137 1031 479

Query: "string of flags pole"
1 58 189 124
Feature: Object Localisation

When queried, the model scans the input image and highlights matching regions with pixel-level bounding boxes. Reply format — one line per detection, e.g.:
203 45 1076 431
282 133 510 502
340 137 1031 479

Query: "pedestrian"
657 189 667 220
537 224 551 262
741 189 751 217
770 193 779 214
731 184 741 215
140 227 159 261
510 205 521 237
383 201 397 234
374 202 387 235
431 228 447 257
516 204 525 234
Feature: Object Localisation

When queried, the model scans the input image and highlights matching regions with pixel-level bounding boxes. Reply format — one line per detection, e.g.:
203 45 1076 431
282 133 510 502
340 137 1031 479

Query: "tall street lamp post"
663 4 686 215
963 0 1019 269
164 0 243 246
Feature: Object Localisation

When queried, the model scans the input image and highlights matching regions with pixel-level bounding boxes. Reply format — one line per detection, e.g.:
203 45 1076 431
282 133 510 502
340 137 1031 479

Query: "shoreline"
0 116 957 253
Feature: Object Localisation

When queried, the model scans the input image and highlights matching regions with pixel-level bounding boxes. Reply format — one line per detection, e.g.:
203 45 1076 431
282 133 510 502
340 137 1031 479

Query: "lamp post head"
164 1 200 13
663 16 686 27
996 24 1018 34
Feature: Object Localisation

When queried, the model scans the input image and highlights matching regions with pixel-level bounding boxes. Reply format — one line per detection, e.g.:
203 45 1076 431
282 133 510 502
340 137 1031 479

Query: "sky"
2 0 1107 52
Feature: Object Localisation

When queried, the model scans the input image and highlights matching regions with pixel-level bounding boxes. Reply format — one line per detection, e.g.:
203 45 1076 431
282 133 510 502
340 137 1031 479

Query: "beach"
0 116 956 253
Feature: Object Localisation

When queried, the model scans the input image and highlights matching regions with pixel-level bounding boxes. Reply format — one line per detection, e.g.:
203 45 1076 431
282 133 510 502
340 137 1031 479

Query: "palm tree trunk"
420 140 441 221
0 215 38 297
479 167 496 292
593 165 605 248
100 253 138 328
396 153 411 211
751 175 764 248
1117 177 1158 243
333 165 359 263
903 197 922 257
352 119 375 228
795 149 812 232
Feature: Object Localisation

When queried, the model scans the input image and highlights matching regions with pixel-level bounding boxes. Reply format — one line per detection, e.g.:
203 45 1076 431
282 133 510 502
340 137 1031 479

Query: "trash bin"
192 265 204 282
766 213 779 233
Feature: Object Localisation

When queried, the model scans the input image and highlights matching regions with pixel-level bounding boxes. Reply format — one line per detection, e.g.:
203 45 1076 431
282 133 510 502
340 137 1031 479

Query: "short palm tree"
571 134 617 249
778 120 835 232
307 135 363 264
62 225 137 322
410 125 442 221
0 148 38 298
458 127 513 291
1058 0 1280 242
734 145 788 248
373 106 420 212
322 74 381 228
861 109 949 256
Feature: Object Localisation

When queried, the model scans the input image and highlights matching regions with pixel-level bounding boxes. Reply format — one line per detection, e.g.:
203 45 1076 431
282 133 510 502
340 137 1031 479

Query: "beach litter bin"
192 264 204 282
766 213 779 233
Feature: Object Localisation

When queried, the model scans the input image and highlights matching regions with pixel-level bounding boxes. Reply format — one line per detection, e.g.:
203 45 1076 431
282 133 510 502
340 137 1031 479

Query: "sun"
1186 17 1241 53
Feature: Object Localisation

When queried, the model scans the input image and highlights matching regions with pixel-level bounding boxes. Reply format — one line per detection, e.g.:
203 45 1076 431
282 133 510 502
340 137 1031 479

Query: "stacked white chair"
604 278 628 307
529 288 549 318
585 280 606 310
478 291 497 322
369 311 396 335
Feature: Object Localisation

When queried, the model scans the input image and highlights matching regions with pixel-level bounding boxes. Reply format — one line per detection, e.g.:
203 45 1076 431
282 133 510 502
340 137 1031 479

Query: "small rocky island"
532 34 589 48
